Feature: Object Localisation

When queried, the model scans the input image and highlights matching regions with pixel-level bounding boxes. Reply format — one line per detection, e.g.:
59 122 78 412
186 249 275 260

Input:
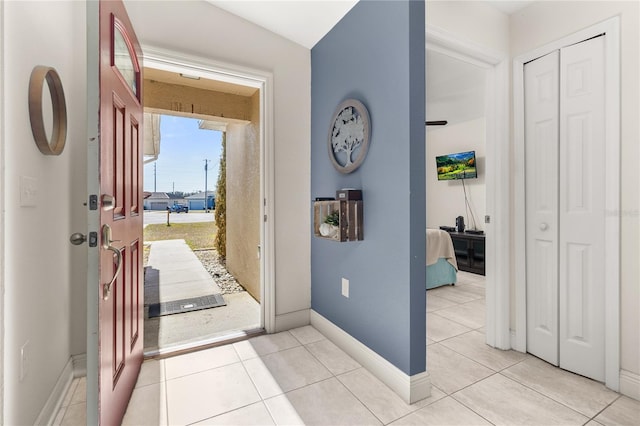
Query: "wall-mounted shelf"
313 190 363 242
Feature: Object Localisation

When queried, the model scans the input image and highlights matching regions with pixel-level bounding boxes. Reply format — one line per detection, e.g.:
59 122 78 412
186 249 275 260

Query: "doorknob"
102 194 115 211
69 233 86 245
101 224 122 301
539 223 549 231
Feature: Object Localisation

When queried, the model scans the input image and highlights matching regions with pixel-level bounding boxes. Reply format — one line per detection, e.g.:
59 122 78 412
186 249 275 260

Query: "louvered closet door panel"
525 50 560 366
558 35 606 382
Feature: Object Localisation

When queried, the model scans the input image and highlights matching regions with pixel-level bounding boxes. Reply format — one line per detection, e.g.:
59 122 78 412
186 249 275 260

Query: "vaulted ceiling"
204 1 533 126
206 1 533 49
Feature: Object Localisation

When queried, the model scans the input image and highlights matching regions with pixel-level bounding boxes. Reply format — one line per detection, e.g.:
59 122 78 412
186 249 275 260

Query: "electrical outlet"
20 341 29 382
341 278 349 298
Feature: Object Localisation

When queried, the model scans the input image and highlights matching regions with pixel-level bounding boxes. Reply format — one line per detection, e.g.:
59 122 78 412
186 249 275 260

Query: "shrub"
214 133 227 258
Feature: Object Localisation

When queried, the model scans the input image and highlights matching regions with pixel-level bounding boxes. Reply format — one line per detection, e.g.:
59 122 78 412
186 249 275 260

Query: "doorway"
139 49 276 354
425 48 488 341
425 28 511 350
141 111 260 355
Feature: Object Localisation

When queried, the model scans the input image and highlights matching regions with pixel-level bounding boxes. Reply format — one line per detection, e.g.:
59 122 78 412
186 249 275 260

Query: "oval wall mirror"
28 66 67 156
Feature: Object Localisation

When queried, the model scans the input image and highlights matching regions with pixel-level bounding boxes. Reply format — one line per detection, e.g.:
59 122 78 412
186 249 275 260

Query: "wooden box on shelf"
313 193 363 242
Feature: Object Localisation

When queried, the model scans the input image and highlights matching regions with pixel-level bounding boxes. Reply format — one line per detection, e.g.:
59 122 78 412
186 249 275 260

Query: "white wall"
123 0 311 329
426 119 486 231
426 1 509 54
510 0 640 396
2 1 87 424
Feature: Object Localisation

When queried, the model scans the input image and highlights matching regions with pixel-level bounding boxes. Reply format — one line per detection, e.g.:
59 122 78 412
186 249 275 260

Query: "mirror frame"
28 65 67 155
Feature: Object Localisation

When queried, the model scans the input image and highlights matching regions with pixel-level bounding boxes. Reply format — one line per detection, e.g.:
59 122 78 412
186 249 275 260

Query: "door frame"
0 0 5 421
513 17 621 390
141 45 276 335
426 26 511 350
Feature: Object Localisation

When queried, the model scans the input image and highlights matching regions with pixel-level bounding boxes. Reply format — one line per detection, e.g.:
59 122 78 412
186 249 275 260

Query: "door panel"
98 1 144 424
559 36 605 381
525 51 560 365
524 36 606 382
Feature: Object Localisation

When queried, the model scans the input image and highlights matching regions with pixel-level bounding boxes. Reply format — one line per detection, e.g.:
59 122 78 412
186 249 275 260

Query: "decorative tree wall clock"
328 99 371 174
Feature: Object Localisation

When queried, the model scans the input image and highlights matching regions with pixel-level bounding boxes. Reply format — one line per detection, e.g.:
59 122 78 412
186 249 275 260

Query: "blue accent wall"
311 0 426 375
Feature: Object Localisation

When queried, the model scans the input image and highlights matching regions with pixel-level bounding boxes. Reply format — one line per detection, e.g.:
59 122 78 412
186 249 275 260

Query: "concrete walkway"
143 239 260 353
145 239 221 304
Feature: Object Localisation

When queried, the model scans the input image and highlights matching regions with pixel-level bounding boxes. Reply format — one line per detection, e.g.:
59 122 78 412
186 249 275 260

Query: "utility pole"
154 163 157 193
172 181 175 194
204 159 210 212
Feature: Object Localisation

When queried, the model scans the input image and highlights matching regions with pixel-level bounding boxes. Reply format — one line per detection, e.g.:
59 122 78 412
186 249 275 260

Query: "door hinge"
89 195 98 210
264 214 267 222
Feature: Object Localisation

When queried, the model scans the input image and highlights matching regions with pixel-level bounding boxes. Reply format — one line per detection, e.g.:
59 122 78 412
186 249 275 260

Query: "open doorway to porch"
141 66 265 355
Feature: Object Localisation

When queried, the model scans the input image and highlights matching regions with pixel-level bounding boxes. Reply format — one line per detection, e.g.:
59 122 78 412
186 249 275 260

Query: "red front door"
98 1 143 424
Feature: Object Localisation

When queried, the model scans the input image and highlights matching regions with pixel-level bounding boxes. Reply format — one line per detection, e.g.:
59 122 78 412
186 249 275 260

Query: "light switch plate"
20 176 38 207
341 278 349 298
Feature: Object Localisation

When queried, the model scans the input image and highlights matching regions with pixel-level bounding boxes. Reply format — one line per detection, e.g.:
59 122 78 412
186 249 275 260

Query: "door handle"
539 223 549 231
102 194 115 211
101 224 122 301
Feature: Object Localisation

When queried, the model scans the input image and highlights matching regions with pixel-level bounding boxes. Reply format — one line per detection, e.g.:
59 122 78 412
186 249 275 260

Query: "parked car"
168 204 189 213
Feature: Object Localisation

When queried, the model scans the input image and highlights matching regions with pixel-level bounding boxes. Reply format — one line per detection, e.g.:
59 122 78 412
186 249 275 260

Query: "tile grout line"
427 311 476 340
162 356 170 425
331 368 389 425
434 331 529 373
493 369 598 420
587 395 621 423
299 333 427 425
448 371 502 425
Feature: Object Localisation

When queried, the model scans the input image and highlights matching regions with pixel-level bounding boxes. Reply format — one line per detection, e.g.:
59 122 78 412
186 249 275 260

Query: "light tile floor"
55 271 640 425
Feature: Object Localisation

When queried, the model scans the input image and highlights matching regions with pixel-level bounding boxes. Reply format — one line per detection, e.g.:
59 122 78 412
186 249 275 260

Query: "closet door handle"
539 223 549 231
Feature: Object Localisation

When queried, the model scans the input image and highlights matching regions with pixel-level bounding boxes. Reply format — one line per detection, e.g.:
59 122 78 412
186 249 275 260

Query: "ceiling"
427 50 486 126
207 0 358 49
207 1 533 49
485 1 534 15
204 1 532 126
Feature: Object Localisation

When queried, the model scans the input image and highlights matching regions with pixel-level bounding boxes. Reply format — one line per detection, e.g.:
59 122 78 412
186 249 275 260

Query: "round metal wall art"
327 99 371 174
28 65 67 156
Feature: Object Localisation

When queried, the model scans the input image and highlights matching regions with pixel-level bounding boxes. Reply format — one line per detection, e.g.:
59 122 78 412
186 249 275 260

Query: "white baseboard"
35 354 88 426
35 357 74 426
620 370 640 401
72 353 87 377
274 309 310 332
310 310 431 404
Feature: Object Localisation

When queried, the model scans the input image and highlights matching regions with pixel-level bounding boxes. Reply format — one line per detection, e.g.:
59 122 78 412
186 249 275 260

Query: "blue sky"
144 115 223 194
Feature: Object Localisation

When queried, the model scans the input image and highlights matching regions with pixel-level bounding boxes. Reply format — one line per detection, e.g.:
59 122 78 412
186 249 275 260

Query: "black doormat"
148 294 226 318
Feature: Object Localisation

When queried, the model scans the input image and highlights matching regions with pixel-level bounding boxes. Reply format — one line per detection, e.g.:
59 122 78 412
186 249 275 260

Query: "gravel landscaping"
193 249 245 295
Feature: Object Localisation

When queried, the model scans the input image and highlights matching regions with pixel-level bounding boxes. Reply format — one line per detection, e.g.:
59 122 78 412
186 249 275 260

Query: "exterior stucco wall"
226 91 261 300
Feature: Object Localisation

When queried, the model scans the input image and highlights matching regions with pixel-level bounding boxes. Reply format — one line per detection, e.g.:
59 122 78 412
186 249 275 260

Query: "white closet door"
558 35 606 381
525 51 560 365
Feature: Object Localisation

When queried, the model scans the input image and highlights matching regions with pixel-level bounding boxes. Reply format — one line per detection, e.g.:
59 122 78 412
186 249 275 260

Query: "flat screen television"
436 150 477 180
